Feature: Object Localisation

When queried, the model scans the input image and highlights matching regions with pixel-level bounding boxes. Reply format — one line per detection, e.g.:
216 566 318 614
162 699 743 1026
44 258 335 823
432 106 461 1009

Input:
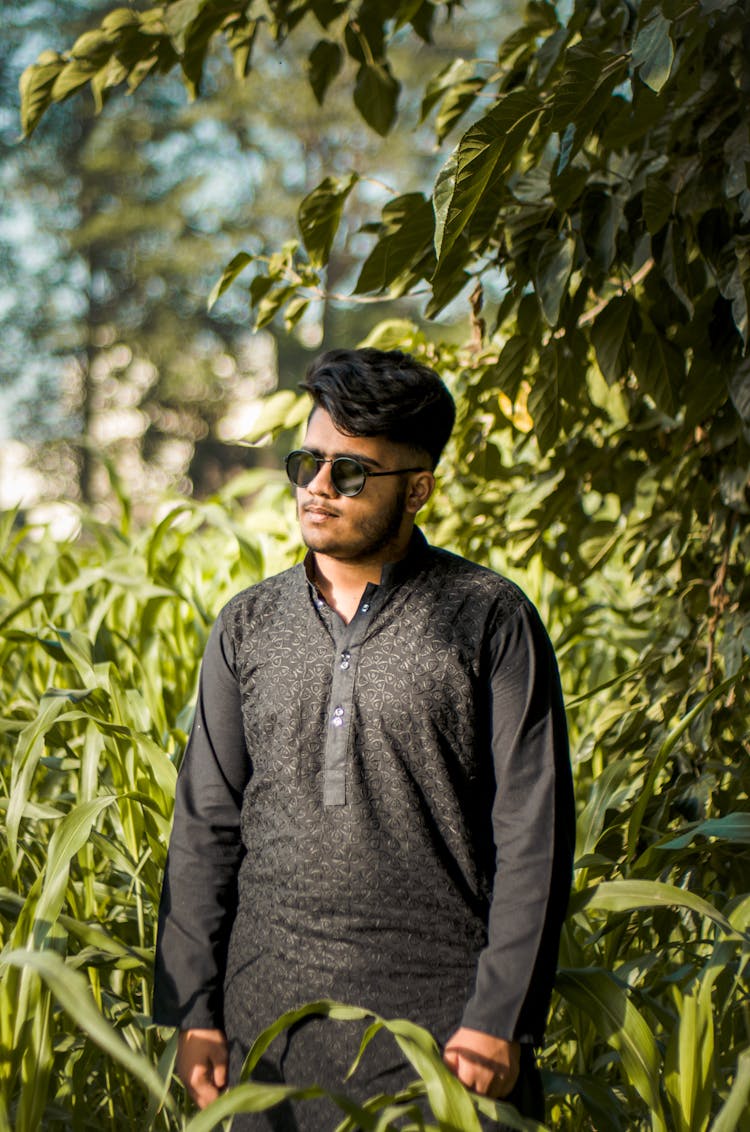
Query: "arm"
153 612 250 1036
445 600 575 1094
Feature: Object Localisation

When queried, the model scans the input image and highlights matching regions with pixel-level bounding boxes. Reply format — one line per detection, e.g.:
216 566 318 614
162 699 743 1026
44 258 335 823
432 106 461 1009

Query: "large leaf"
556 969 665 1124
208 251 254 309
664 981 714 1132
632 11 674 93
590 294 635 383
528 344 560 452
575 879 734 934
657 812 750 850
632 330 683 416
0 949 173 1110
235 1000 486 1131
534 235 575 326
307 38 343 104
433 91 543 263
354 194 434 294
709 1048 750 1132
298 173 358 268
420 58 486 143
627 661 749 860
353 62 400 136
550 48 628 160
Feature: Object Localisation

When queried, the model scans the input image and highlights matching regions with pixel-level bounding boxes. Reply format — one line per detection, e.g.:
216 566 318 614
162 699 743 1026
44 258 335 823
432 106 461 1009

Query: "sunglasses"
285 449 427 498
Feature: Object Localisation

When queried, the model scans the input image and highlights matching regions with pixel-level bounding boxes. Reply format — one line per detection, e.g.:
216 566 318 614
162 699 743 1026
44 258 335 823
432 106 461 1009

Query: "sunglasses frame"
285 449 428 497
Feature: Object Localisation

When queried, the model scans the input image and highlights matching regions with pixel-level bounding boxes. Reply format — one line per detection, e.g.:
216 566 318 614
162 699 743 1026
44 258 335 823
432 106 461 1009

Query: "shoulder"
216 562 306 637
422 543 528 624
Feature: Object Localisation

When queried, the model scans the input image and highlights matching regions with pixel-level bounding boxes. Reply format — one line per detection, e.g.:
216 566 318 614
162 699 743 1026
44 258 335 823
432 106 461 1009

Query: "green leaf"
662 221 694 315
164 0 209 53
420 57 473 120
433 91 542 263
298 173 358 268
632 330 683 416
254 284 298 330
575 879 734 934
7 695 71 863
718 237 750 349
353 63 400 137
208 251 254 309
1 949 173 1109
359 319 421 352
19 53 65 137
550 49 628 157
643 176 674 234
664 982 714 1132
241 390 310 444
556 969 666 1123
632 11 674 93
709 1048 750 1132
284 296 310 330
485 336 530 402
307 39 343 104
185 1082 327 1130
35 796 118 943
238 1000 484 1132
626 662 750 861
354 194 433 294
535 234 575 326
581 189 622 274
528 344 560 452
657 812 750 850
590 294 635 384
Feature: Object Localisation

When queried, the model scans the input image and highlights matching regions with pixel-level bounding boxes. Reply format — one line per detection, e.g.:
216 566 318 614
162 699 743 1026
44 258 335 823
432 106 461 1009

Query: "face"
294 408 434 564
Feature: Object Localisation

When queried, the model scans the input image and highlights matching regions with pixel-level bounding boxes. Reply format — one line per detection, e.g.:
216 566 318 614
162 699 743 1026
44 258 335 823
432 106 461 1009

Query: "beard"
298 482 409 563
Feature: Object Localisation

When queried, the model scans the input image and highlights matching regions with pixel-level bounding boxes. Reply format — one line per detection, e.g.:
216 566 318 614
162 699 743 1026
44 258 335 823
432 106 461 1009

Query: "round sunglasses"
285 449 427 498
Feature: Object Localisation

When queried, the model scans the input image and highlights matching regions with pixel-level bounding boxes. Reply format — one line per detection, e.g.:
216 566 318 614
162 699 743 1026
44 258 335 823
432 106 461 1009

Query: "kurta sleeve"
152 611 250 1030
461 599 575 1045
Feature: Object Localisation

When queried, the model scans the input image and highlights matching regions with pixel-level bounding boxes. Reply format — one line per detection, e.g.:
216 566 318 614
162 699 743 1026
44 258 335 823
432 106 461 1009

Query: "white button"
361 603 370 612
333 706 344 717
332 717 343 728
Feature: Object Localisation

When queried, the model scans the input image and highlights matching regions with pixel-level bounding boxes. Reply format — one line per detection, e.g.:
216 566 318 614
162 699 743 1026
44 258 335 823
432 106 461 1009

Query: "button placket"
322 587 380 807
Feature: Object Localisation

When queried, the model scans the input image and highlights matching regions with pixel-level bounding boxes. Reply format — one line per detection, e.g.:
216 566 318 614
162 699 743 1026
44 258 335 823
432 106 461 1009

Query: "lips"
302 503 339 518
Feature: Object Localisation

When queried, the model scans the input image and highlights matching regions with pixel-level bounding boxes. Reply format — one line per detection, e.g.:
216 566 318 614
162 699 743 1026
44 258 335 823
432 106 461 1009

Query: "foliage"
3 2 457 503
6 0 750 1129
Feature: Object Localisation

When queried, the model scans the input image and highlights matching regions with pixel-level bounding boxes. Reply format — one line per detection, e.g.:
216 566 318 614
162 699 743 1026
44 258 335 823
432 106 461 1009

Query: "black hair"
300 347 455 468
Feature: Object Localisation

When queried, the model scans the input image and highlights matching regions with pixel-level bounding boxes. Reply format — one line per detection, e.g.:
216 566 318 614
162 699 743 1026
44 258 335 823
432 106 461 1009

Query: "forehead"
303 408 403 464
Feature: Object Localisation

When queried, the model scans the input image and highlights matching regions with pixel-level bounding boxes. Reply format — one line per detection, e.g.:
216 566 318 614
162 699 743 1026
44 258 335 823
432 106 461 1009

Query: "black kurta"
153 529 574 1122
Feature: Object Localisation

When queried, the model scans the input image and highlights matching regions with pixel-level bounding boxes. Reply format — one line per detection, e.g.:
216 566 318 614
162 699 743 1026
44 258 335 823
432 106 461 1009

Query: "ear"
404 470 435 515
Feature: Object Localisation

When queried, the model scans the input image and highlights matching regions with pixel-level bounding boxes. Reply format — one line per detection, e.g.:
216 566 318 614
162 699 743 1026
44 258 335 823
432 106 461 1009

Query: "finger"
212 1057 228 1090
191 1076 220 1110
442 1048 459 1072
187 1065 216 1108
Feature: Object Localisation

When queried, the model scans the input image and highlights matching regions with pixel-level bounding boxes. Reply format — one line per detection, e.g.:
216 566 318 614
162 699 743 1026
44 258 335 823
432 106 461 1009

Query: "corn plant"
1 460 749 1130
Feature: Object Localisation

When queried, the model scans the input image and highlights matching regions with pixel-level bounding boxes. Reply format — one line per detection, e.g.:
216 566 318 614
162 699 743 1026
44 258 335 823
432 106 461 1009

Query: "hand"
443 1027 521 1099
176 1027 229 1109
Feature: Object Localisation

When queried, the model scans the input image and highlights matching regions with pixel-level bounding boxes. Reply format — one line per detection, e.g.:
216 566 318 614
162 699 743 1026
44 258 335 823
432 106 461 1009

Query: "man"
153 348 575 1129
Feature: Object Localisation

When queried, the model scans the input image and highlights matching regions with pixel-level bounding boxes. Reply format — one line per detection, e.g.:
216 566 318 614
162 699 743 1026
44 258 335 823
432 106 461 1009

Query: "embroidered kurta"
153 530 574 1070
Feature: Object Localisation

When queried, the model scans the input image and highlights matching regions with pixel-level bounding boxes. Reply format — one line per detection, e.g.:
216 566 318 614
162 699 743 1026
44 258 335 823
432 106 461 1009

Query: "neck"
311 527 413 622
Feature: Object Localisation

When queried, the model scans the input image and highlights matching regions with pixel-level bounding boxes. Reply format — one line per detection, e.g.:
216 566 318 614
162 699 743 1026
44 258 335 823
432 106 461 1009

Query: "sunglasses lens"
286 451 318 487
332 458 366 496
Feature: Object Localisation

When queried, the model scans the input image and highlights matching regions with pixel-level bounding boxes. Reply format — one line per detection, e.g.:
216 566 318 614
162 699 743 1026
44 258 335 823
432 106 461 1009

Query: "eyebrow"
304 446 384 470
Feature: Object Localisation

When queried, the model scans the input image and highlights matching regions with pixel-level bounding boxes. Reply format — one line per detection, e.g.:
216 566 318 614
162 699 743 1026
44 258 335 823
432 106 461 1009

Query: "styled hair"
300 348 455 468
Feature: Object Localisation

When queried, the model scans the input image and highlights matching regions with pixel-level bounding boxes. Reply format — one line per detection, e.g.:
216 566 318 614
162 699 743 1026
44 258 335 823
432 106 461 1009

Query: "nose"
305 458 337 497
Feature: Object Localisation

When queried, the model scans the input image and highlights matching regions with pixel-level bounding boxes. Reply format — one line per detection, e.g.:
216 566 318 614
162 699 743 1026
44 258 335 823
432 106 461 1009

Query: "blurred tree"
4 1 514 505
